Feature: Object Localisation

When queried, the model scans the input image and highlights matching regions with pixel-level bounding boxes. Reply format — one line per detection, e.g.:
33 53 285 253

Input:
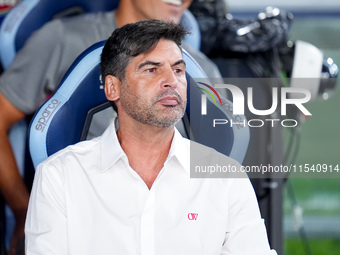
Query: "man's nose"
161 67 178 88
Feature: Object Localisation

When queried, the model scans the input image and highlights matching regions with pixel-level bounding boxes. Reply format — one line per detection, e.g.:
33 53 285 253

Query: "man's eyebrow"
173 59 186 67
137 59 186 70
137 61 160 70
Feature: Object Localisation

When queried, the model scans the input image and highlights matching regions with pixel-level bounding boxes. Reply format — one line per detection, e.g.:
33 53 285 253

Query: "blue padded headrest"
0 0 200 68
29 41 249 168
0 0 118 68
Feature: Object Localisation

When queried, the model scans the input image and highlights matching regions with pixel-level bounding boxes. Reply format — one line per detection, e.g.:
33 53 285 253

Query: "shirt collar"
167 128 190 173
100 118 189 172
100 118 126 171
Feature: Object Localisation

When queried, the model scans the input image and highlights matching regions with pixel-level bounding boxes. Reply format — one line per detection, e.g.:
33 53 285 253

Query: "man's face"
129 0 192 24
119 39 187 128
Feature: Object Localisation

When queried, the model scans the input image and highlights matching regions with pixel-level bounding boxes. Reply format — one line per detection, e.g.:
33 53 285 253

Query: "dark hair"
100 19 188 82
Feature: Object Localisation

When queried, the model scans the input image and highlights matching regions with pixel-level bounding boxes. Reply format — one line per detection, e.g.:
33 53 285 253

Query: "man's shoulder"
58 11 113 25
39 137 101 170
190 140 241 166
177 131 240 168
37 11 114 37
189 139 247 179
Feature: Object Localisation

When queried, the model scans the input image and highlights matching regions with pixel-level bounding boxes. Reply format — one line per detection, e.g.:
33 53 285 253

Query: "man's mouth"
155 89 184 106
158 96 180 106
161 0 182 6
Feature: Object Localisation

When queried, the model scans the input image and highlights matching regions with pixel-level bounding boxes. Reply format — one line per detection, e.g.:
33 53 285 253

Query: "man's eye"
146 68 156 73
174 68 183 74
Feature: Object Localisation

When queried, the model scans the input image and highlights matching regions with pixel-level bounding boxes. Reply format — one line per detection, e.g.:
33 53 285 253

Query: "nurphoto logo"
198 80 312 128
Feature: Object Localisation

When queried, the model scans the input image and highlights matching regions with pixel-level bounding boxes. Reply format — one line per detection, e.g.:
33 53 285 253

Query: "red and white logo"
187 213 198 221
0 0 19 15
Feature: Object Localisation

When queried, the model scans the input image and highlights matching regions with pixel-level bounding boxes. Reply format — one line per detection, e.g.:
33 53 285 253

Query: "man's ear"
104 75 121 101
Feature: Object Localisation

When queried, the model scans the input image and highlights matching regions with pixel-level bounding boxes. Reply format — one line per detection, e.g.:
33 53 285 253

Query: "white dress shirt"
25 120 277 255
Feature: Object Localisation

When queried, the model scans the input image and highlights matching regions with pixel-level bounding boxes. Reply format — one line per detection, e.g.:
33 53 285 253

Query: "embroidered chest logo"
188 213 198 221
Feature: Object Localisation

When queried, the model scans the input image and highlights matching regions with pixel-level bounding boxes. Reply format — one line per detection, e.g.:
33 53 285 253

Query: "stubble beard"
120 85 186 128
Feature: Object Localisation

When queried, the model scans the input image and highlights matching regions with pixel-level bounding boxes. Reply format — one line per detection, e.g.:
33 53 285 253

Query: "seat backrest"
28 41 249 168
0 0 200 69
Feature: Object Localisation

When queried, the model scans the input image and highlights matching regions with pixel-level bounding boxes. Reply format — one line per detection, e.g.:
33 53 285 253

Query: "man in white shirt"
25 20 276 254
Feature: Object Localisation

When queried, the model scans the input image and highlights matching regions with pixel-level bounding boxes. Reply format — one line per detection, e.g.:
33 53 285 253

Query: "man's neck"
116 117 175 190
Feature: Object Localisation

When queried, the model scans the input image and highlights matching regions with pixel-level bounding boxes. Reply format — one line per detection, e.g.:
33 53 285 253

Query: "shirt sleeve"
25 162 68 254
0 19 65 114
221 178 277 255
